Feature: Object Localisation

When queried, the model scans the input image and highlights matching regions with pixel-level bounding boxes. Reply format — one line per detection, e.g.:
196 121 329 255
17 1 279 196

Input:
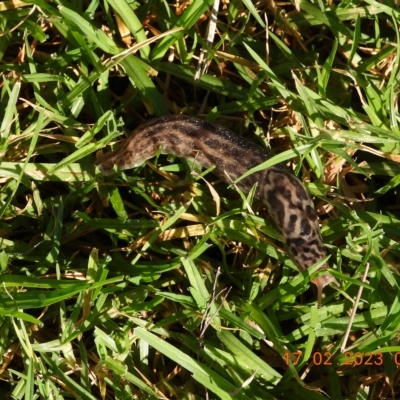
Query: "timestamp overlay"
283 351 395 366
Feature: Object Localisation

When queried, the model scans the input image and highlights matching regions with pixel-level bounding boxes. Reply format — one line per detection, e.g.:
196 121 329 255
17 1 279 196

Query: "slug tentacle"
95 114 339 303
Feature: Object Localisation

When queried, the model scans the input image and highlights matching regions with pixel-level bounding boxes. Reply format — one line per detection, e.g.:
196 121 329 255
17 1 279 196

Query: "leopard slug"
95 114 339 304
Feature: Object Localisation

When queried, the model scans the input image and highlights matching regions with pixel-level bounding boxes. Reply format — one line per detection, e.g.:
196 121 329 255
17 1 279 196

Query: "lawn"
1 0 400 399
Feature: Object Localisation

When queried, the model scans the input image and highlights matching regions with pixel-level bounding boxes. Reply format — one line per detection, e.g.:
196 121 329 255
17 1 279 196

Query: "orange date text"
284 351 386 366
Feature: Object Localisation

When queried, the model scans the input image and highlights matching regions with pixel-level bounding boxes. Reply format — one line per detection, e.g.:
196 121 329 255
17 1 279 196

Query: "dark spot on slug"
203 137 219 149
292 201 304 211
265 171 272 185
307 247 322 258
306 204 317 219
310 239 325 252
273 175 285 186
282 189 292 200
143 127 158 138
266 189 285 227
202 121 218 133
293 180 309 201
287 237 306 248
288 214 298 231
300 218 311 236
301 253 314 261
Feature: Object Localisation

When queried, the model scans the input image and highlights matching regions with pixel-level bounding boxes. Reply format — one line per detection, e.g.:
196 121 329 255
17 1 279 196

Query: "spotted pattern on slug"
95 114 339 301
261 169 326 271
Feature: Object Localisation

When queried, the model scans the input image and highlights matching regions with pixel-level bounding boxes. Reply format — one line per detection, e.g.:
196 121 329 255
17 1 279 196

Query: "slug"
95 114 339 304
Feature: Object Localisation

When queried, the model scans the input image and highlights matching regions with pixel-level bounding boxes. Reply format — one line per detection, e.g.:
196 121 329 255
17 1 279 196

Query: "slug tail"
312 273 340 307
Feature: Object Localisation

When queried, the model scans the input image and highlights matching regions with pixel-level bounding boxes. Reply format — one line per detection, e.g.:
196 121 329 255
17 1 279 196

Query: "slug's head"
94 150 117 176
312 272 340 307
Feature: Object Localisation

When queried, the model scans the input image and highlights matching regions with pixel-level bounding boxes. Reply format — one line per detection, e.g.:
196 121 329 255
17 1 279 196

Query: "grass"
0 0 400 398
